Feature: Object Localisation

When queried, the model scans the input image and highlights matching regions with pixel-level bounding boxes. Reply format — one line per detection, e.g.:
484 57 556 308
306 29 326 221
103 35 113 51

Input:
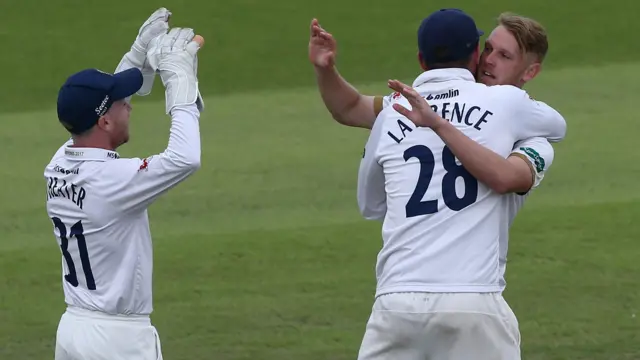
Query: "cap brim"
110 68 143 101
477 29 484 36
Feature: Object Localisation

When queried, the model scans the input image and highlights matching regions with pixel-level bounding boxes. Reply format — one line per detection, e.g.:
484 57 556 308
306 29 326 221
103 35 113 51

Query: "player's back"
365 69 536 297
45 141 155 316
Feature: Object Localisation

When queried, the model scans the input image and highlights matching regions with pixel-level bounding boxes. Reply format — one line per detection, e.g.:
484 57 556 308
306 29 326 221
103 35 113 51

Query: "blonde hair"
498 12 548 62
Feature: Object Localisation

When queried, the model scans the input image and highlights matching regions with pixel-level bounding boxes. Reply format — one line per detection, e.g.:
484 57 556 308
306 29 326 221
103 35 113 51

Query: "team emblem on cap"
95 95 110 116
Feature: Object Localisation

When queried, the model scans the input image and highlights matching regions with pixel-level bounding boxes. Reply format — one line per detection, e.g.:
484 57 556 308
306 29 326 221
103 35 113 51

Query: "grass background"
0 0 638 359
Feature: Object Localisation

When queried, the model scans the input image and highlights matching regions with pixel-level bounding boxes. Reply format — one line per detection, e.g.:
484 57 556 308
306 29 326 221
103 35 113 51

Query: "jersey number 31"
51 217 96 290
404 145 478 218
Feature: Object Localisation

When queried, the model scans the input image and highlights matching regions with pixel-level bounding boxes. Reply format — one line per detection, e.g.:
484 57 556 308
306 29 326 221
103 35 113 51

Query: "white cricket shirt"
44 103 201 316
358 69 566 296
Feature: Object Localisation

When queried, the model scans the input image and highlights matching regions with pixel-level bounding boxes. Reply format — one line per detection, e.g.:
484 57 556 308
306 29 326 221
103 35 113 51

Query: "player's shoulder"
367 102 414 157
98 156 150 175
455 82 517 103
381 90 404 104
45 139 74 169
375 100 404 127
52 156 149 188
485 84 531 99
489 86 552 117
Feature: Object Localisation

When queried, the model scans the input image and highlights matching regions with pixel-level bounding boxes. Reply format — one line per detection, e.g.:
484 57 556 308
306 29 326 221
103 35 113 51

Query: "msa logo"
106 151 119 159
426 89 459 100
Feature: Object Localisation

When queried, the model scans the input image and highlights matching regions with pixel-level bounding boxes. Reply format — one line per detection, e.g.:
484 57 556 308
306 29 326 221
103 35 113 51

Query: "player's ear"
96 115 111 132
522 61 541 83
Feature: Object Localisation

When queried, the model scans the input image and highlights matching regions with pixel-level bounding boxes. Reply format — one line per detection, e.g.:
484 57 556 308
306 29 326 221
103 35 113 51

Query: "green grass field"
1 0 639 359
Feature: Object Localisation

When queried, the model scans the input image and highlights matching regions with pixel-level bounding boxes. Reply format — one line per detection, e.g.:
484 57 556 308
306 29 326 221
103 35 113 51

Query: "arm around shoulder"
482 136 555 195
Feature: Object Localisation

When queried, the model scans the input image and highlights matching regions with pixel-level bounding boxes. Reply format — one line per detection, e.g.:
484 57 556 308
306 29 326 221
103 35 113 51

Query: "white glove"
114 7 171 97
147 27 204 113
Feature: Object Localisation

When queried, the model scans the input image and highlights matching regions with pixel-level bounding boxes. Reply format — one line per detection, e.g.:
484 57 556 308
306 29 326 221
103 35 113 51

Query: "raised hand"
388 79 444 129
309 18 337 68
115 7 172 97
148 28 205 113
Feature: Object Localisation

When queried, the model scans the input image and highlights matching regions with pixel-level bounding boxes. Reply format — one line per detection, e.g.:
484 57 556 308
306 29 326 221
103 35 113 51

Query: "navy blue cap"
56 68 143 134
418 9 484 65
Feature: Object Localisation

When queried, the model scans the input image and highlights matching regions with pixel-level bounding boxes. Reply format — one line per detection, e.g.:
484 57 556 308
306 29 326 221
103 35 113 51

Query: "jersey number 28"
404 145 478 218
51 217 96 290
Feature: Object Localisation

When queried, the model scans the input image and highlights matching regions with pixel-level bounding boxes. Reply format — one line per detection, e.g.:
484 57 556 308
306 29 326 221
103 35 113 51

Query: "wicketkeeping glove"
147 27 204 113
114 7 171 97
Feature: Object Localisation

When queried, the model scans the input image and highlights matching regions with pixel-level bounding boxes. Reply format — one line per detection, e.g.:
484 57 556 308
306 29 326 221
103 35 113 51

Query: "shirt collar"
64 146 120 161
412 68 476 87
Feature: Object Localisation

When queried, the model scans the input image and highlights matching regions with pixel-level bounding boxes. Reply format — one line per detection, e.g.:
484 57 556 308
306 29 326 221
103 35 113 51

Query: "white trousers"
55 306 163 360
357 292 521 360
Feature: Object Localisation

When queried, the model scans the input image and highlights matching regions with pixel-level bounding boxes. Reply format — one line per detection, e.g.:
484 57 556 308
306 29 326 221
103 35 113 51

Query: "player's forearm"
164 104 202 170
432 119 523 194
314 66 375 129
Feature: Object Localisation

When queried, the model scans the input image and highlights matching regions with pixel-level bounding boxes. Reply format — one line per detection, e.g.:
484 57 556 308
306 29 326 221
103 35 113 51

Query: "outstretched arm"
309 19 384 129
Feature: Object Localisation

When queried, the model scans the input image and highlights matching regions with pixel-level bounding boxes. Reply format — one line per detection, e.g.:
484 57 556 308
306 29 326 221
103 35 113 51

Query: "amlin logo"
426 89 459 100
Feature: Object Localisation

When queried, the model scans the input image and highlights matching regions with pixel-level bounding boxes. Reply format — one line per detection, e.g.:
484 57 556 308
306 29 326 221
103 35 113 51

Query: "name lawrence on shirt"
388 100 494 144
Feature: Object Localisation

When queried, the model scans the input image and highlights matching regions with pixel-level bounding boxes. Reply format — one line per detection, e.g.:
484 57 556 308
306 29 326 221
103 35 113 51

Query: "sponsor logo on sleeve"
519 147 545 173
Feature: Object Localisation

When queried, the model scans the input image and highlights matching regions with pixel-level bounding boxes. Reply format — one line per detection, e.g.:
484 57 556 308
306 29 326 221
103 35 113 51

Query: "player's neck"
71 134 117 151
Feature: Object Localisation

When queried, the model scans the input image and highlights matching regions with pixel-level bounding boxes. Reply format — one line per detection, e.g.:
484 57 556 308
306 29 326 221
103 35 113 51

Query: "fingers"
192 35 204 48
186 39 201 55
186 35 204 55
138 7 171 37
147 7 171 25
387 79 424 104
392 103 412 117
318 31 334 42
163 27 181 47
179 28 196 48
387 79 402 92
311 18 329 37
387 79 412 96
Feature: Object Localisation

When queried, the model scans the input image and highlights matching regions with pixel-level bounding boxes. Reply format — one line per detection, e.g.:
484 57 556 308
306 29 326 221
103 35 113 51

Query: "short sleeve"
374 91 403 116
510 137 555 189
